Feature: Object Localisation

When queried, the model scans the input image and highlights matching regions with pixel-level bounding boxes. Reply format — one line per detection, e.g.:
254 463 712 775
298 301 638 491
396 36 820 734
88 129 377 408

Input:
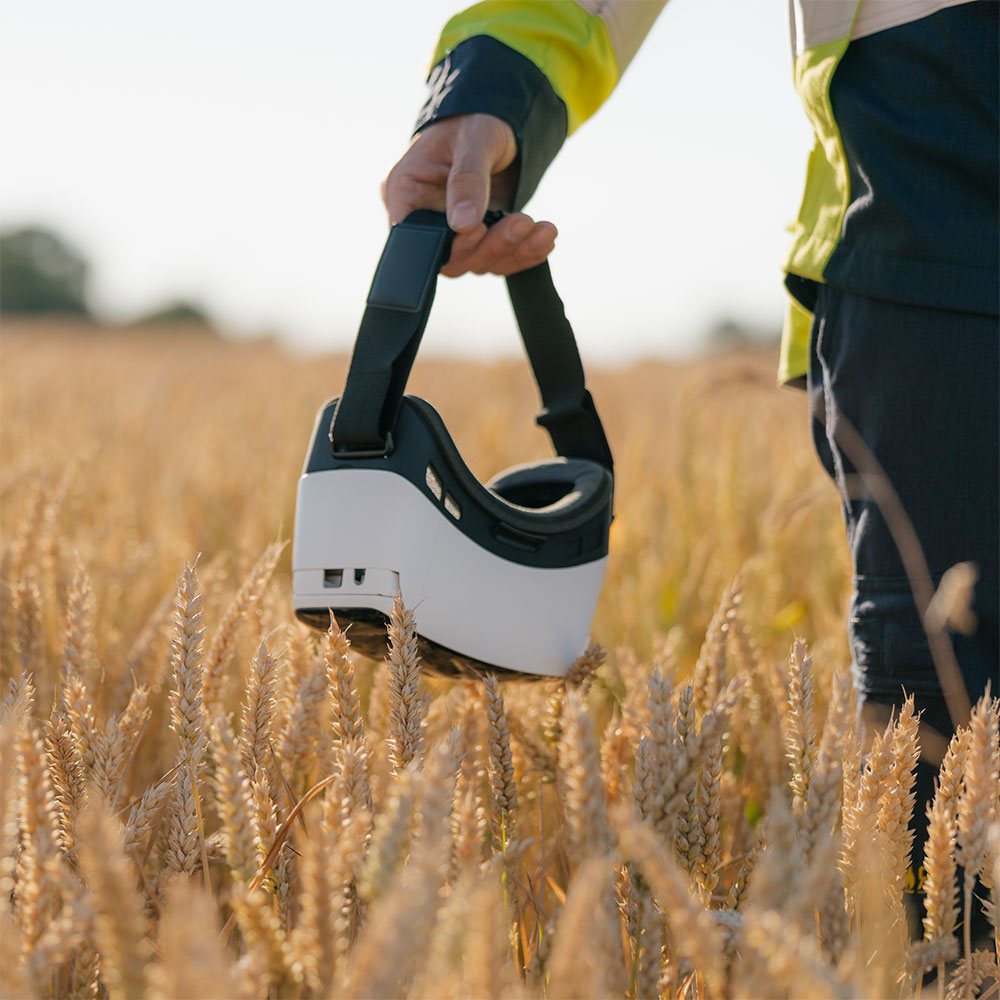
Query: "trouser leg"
807 284 999 924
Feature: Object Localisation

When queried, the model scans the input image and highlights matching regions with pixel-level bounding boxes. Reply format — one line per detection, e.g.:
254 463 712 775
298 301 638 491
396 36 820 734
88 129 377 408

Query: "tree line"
0 224 214 329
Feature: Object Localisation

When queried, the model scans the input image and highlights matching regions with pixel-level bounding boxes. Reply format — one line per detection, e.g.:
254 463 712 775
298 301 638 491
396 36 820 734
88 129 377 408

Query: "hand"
382 113 557 277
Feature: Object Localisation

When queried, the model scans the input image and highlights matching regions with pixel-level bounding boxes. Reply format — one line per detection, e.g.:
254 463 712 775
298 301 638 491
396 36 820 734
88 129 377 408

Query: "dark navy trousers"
808 285 998 735
808 285 998 919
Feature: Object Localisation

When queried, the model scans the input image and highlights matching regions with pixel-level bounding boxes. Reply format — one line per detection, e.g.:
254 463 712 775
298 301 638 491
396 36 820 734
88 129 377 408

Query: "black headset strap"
331 210 613 472
331 210 453 456
506 260 614 471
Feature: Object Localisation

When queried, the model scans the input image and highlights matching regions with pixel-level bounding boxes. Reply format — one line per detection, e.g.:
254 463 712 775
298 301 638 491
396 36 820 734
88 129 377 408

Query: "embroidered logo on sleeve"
415 56 461 130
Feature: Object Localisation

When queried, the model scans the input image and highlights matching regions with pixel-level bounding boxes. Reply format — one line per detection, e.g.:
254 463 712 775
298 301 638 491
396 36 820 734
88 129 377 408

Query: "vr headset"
292 210 614 679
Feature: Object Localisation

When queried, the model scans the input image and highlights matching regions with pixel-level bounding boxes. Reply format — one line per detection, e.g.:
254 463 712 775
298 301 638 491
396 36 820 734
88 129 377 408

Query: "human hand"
382 113 557 277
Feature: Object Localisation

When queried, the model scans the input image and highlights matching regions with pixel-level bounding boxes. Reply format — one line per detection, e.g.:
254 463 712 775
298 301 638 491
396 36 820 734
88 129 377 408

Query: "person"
382 0 998 919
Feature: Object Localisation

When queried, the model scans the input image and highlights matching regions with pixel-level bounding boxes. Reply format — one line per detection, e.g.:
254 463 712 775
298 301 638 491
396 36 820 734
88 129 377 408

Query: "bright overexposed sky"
2 1 814 362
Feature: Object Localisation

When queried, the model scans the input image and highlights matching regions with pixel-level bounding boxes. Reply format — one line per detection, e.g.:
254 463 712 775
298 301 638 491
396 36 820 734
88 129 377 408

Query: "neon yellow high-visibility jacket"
416 0 989 384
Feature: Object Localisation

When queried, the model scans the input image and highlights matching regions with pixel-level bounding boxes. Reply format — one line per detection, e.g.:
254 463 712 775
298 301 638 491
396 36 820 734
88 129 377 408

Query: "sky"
2 1 815 363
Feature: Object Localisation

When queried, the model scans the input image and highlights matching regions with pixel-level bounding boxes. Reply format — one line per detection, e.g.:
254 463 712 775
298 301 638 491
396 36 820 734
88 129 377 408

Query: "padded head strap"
331 210 613 473
332 211 452 455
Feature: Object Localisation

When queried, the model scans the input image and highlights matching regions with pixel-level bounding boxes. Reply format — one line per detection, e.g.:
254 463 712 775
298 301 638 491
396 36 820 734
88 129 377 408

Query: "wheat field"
1 322 997 999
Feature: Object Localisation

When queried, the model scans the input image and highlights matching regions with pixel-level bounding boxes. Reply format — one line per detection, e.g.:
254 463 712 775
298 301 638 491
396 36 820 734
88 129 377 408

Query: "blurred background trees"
1 223 214 331
1 225 92 317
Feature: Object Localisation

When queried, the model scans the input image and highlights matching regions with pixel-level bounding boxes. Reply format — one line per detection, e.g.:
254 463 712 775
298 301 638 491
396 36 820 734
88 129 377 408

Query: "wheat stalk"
483 673 518 850
956 692 1000 992
13 717 66 965
279 645 330 791
325 613 363 744
386 595 426 775
559 687 612 865
783 638 817 815
238 636 280 779
209 715 258 885
690 573 740 715
620 820 726 996
547 857 623 999
202 540 284 706
43 712 86 856
149 880 239 1000
77 798 152 1000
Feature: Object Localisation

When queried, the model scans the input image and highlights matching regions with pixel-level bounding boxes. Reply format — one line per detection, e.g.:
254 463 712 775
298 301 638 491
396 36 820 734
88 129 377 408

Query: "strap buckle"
536 402 588 435
535 390 614 471
329 431 394 460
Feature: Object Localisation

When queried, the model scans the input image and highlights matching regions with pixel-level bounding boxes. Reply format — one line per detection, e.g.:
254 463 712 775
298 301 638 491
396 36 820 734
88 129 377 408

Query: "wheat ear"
783 638 817 816
347 795 451 1000
483 673 517 850
917 728 971 989
290 803 355 997
238 636 280 779
202 540 284 705
944 948 998 1000
325 613 363 743
690 573 740 715
209 716 258 886
956 692 1000 991
620 820 726 997
163 562 208 883
77 798 152 1000
14 717 66 963
386 595 426 774
692 731 724 903
910 790 960 976
13 569 44 682
801 668 853 860
840 718 893 924
149 880 239 1000
879 697 920 922
559 687 612 865
740 907 846 999
451 755 487 874
279 645 329 792
547 857 623 1000
168 562 207 766
360 765 417 904
122 774 174 856
632 666 675 834
43 713 86 856
91 684 150 805
61 558 96 690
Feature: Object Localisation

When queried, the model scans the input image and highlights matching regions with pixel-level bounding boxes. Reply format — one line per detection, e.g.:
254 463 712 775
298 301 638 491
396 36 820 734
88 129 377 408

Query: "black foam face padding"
306 395 613 569
486 458 609 513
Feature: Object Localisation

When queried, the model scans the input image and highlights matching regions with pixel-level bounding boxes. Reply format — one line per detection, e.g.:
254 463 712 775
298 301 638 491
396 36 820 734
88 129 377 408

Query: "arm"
383 0 667 276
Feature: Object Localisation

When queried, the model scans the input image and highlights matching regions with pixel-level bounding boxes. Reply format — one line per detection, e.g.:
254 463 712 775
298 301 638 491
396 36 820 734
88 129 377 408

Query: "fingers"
380 115 553 275
383 114 517 230
441 213 557 277
382 143 448 227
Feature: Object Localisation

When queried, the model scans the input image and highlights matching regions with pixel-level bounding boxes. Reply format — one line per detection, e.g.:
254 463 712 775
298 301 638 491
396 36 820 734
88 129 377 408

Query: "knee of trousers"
849 577 998 715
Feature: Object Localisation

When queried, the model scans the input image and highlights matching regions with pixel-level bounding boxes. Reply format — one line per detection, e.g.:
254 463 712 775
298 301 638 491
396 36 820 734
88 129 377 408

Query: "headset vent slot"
323 569 344 588
354 568 366 585
444 493 462 520
425 464 443 500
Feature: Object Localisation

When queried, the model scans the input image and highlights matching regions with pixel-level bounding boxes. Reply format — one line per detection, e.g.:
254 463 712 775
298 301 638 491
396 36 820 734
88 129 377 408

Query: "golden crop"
1 323 996 999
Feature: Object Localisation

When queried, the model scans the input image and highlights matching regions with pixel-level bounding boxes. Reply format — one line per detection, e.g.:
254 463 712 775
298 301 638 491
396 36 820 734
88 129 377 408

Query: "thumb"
445 127 497 232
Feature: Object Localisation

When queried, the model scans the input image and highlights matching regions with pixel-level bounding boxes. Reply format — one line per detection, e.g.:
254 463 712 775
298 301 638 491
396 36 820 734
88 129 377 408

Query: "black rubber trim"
303 395 612 569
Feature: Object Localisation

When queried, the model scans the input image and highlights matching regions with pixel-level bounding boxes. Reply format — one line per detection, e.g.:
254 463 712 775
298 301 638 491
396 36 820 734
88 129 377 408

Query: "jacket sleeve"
415 0 667 210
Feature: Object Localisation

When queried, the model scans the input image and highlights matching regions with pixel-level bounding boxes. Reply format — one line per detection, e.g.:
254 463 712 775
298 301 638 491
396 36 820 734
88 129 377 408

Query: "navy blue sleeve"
414 35 569 211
